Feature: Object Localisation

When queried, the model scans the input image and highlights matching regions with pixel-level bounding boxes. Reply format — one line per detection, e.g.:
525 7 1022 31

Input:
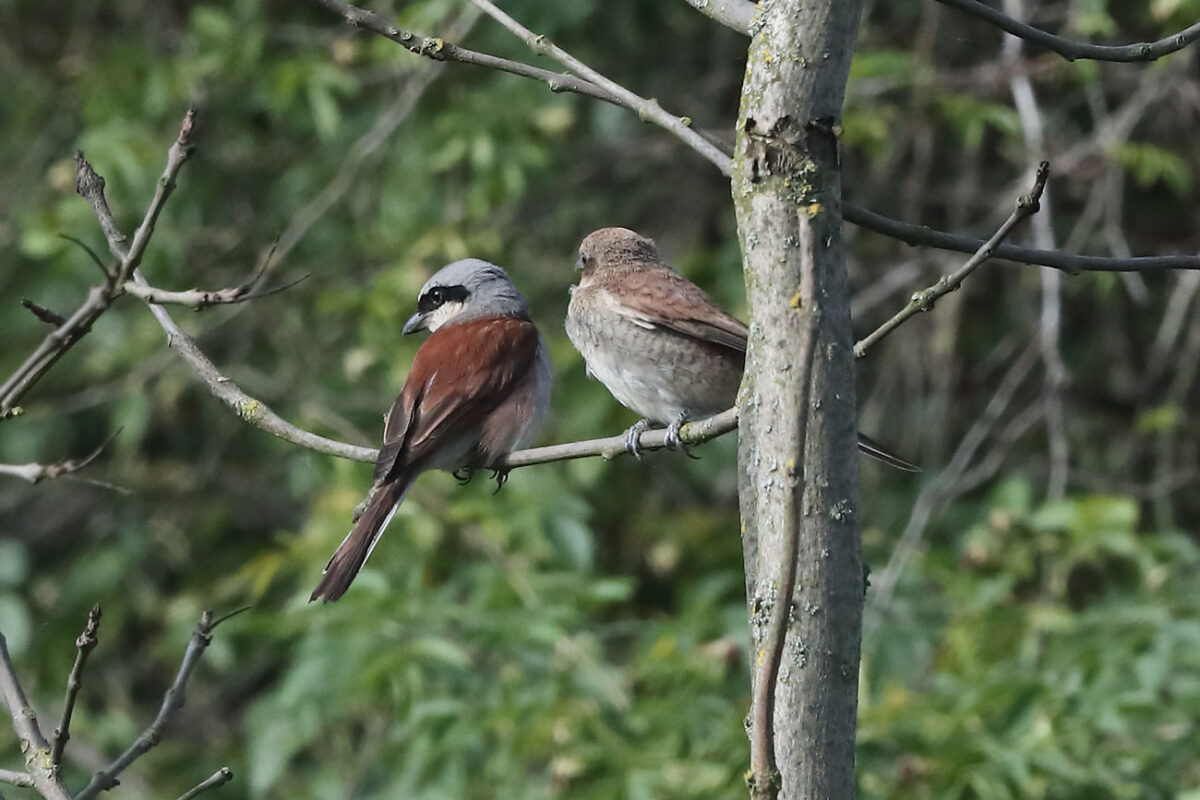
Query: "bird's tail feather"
856 433 920 472
310 478 410 603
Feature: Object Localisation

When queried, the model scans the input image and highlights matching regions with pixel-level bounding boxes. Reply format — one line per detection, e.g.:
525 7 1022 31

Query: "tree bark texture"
733 1 865 798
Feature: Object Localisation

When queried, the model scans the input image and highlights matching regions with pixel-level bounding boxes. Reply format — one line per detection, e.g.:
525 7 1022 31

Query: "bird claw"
491 469 510 494
624 418 652 462
453 467 474 485
665 417 700 459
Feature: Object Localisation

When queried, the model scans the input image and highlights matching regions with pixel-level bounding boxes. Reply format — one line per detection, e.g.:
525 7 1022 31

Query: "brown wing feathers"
377 317 541 477
597 265 749 354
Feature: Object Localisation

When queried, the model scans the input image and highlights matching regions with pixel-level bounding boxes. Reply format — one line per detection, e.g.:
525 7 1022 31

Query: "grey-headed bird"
565 227 916 471
311 259 552 602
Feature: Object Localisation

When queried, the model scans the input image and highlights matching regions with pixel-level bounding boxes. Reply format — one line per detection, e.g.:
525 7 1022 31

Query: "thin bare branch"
0 770 34 789
854 162 1050 358
21 299 67 327
71 135 376 463
501 408 738 469
257 43 451 282
936 0 1200 62
175 768 233 800
58 234 114 280
73 155 126 262
134 274 377 462
114 110 196 286
120 272 308 309
1003 4 1070 501
305 1 1200 273
866 343 1041 630
843 201 1200 272
0 111 196 417
681 0 755 33
468 0 731 172
179 314 358 450
0 431 118 486
307 0 617 104
51 605 102 767
0 634 71 800
74 611 219 800
688 0 1200 63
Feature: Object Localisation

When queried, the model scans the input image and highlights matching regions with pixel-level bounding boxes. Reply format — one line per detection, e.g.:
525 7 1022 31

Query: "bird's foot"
351 484 379 522
623 418 652 462
665 416 700 459
491 469 510 494
453 467 474 485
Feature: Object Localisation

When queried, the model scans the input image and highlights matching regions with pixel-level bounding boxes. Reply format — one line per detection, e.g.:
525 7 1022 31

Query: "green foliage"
861 483 1200 799
1115 142 1194 198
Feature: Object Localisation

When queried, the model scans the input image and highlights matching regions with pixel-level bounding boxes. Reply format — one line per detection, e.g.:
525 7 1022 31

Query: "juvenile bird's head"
576 227 662 273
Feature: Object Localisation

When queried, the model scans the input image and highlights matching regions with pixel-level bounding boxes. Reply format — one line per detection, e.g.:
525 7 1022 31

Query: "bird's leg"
623 418 653 462
351 484 380 522
453 467 474 485
665 413 700 459
491 469 510 494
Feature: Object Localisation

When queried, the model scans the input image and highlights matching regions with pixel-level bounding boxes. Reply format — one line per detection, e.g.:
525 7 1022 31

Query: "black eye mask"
418 284 470 313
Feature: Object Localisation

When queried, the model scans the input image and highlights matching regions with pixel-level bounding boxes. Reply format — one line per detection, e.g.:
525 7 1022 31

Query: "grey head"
402 258 532 334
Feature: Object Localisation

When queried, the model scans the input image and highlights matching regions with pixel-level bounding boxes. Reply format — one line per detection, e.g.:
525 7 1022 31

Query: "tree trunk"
733 1 864 798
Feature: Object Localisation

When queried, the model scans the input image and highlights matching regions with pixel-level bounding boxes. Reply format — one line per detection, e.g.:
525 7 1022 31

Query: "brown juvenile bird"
311 259 552 603
564 227 917 470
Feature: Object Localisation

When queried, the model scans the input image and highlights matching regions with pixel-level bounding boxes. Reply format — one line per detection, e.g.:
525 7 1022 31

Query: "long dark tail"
310 478 410 603
856 433 920 472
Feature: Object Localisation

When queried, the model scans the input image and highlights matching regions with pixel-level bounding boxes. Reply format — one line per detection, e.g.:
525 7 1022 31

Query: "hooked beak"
402 312 428 335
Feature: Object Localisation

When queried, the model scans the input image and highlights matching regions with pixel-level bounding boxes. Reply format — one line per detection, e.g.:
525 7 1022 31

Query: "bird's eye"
418 287 442 313
418 284 469 314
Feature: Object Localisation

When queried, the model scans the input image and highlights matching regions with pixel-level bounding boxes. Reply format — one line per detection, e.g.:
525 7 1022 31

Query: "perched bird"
311 259 552 602
565 227 917 471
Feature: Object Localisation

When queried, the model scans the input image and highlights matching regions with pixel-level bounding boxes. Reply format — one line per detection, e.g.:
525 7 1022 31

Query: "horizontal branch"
0 769 34 789
0 432 116 486
122 282 252 307
936 0 1200 62
121 263 307 310
843 201 1200 273
855 162 1050 358
681 0 1200 64
499 408 738 469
